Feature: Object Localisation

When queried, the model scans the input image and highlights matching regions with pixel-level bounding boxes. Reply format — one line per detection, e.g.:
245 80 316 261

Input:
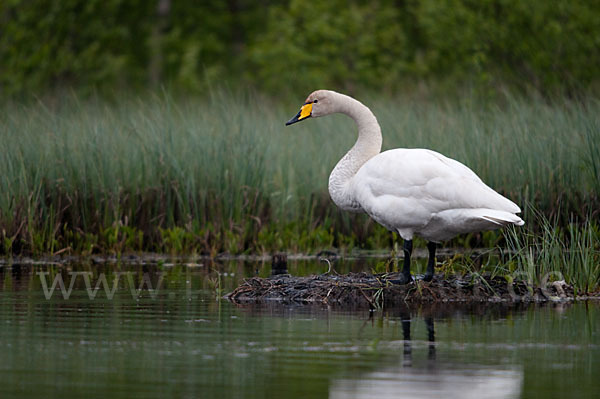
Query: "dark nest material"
224 272 575 307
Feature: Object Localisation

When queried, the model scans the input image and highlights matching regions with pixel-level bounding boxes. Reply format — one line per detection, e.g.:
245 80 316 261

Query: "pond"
0 260 598 398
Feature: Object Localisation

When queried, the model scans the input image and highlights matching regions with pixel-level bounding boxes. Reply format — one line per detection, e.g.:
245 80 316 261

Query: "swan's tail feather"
481 216 504 226
482 213 525 226
420 208 524 241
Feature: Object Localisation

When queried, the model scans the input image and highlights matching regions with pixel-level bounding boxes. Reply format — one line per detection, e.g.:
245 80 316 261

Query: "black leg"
403 239 413 275
389 239 413 285
423 241 436 282
400 239 413 283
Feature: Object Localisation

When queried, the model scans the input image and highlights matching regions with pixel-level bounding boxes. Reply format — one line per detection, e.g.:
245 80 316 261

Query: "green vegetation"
1 92 598 264
1 1 599 292
418 216 600 295
1 0 599 96
504 209 600 295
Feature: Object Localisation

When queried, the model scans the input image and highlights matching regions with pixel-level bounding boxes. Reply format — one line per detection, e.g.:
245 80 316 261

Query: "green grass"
0 90 599 262
504 208 600 295
427 208 600 295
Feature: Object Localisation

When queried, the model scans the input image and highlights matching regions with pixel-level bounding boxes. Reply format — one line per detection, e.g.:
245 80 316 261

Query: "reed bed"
0 91 598 261
504 208 600 295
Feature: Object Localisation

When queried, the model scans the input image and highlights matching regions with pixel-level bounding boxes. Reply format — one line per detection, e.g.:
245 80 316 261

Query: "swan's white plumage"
352 148 523 241
291 90 523 243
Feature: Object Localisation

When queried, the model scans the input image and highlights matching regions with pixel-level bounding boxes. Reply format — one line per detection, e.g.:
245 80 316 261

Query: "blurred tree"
0 0 598 96
0 0 154 95
149 0 171 88
417 0 600 93
249 0 411 96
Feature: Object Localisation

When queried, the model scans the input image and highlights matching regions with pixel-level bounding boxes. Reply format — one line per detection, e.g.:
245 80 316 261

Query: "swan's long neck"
328 94 382 211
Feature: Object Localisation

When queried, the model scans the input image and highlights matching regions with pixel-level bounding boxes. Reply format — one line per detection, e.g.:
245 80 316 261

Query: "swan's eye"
313 99 318 103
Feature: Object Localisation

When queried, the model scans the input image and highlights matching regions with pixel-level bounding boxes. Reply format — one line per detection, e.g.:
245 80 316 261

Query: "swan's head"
285 90 338 126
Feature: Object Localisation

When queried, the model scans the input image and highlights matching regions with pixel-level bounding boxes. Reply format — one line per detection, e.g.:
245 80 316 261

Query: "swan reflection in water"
330 311 523 399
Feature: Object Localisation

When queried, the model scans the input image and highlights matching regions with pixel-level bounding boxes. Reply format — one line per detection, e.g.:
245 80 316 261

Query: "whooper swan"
286 90 524 284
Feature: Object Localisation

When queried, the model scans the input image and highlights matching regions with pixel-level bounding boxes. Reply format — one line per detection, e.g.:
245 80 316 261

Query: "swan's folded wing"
351 149 521 228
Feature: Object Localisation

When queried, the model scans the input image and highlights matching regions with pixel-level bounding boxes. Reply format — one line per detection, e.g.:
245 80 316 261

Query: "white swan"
286 90 524 284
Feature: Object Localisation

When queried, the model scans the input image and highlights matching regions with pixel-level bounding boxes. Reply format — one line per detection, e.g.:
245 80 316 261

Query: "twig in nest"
320 258 339 275
357 286 375 308
419 282 439 301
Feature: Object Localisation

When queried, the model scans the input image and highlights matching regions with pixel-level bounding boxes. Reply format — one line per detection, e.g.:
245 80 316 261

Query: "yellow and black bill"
285 102 313 126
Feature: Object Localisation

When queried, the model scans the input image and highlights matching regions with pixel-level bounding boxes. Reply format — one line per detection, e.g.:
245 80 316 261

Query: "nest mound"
224 272 574 307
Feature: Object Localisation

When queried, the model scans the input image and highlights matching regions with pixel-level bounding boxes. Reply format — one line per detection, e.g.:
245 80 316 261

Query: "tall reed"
504 206 600 294
0 91 598 256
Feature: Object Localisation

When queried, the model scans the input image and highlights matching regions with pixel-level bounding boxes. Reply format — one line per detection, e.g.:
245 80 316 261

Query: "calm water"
0 262 598 398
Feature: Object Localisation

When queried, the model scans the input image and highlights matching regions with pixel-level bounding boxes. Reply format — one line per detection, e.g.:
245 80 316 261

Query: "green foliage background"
1 0 599 96
1 0 599 265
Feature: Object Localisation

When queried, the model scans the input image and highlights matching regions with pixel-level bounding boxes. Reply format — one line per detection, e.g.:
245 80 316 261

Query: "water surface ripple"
0 264 598 398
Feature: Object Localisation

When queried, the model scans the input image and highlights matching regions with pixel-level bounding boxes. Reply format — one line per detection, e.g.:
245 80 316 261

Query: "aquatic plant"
504 208 600 294
0 91 598 262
